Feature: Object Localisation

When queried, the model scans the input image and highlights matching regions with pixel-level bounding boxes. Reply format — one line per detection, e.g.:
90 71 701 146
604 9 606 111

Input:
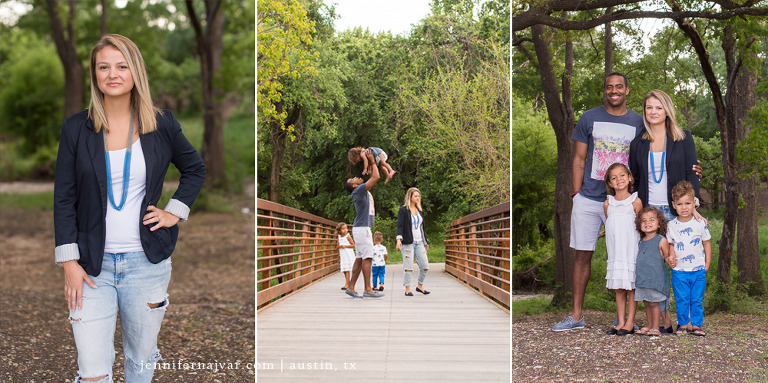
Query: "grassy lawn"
0 191 54 210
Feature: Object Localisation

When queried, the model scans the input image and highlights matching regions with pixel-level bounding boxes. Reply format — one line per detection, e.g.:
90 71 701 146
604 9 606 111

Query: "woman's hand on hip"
62 260 97 311
143 205 180 231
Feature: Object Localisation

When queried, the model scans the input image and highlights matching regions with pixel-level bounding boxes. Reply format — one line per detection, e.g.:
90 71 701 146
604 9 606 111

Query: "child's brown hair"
604 162 634 196
635 206 667 237
373 231 383 243
671 180 695 202
347 147 364 163
336 222 348 236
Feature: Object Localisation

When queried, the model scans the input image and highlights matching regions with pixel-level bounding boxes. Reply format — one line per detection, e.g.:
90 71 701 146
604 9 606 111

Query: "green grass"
511 296 550 315
0 191 54 210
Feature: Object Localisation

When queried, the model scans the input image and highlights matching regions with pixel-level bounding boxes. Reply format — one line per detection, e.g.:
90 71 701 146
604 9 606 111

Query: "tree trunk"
45 0 84 119
186 0 226 188
736 173 764 295
268 102 302 203
604 9 613 75
717 26 741 285
673 15 738 285
733 60 765 296
531 23 576 307
269 123 287 203
100 0 107 36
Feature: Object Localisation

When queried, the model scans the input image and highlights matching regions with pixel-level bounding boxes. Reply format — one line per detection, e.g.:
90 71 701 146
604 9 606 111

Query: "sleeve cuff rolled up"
164 198 191 222
55 243 80 264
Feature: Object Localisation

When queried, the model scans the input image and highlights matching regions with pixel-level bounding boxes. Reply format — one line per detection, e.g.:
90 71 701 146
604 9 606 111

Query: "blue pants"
371 266 385 287
671 269 707 327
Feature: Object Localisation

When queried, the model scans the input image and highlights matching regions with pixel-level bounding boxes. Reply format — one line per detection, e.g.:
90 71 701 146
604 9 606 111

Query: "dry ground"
513 307 768 382
0 196 255 382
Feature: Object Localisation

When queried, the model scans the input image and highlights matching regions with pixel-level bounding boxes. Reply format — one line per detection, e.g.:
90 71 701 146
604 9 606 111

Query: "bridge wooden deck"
257 263 510 382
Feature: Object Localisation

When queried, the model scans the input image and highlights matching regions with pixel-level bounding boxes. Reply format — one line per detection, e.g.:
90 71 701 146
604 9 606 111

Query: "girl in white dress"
337 223 356 290
603 163 643 335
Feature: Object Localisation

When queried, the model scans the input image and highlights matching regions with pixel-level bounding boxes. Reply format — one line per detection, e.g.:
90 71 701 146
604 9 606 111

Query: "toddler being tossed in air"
348 146 395 184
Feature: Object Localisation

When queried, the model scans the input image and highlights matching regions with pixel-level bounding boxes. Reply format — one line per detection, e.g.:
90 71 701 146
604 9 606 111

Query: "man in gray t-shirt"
343 150 384 299
553 72 643 332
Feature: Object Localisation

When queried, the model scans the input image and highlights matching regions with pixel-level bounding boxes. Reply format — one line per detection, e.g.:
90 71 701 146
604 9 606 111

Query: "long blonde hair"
88 34 160 134
403 187 423 211
642 89 685 142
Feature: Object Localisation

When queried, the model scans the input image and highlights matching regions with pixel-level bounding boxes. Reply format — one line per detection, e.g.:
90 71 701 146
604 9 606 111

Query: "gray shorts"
352 226 374 259
569 193 607 251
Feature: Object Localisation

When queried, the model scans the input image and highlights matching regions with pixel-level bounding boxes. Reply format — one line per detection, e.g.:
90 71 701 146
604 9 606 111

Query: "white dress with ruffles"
605 192 640 290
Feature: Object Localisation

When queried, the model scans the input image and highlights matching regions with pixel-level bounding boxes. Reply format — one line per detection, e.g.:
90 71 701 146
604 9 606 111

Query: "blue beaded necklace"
650 151 665 184
103 112 135 211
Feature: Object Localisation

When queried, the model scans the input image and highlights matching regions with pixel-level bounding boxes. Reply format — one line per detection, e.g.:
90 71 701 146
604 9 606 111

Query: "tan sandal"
636 327 650 335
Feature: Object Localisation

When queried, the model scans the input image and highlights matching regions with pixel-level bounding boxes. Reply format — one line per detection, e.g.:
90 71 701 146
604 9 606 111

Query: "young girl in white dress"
337 223 355 291
603 163 643 335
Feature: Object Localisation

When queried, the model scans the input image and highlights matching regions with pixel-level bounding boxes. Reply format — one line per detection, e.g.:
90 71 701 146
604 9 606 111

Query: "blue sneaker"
552 315 585 331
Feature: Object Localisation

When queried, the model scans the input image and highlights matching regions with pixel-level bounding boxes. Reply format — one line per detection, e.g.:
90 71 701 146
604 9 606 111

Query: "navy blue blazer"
629 130 699 216
396 206 428 245
54 109 205 276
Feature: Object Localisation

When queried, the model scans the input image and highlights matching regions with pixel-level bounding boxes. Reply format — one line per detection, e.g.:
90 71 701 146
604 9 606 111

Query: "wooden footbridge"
256 200 510 382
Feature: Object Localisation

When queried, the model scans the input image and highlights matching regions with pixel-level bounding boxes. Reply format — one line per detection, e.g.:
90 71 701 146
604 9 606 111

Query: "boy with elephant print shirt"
666 180 711 336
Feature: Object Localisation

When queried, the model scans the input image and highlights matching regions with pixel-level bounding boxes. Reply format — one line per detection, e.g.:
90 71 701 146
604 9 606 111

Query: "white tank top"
647 151 668 206
104 138 147 253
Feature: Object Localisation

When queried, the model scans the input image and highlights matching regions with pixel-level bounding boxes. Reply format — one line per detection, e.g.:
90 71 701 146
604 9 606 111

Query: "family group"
340 147 431 298
552 72 712 337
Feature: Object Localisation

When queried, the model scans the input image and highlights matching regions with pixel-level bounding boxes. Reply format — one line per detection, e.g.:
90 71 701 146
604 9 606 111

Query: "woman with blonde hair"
54 34 205 382
629 89 701 333
396 187 430 296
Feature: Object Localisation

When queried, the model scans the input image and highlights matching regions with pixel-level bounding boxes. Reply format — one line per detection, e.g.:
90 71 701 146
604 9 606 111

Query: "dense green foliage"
0 32 64 154
511 95 556 252
257 0 511 233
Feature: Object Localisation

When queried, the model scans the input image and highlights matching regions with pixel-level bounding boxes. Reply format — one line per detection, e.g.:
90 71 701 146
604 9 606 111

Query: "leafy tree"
257 0 319 201
512 95 556 253
0 31 64 153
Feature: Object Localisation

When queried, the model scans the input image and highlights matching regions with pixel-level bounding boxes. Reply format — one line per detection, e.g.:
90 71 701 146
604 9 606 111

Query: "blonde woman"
54 34 205 382
629 89 701 333
396 187 430 296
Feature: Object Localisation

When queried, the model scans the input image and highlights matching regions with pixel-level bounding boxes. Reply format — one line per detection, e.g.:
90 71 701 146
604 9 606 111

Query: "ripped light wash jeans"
69 251 171 383
402 241 429 287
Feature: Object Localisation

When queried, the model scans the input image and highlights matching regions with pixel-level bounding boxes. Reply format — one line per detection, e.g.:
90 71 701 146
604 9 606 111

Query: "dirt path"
513 307 768 382
0 199 255 382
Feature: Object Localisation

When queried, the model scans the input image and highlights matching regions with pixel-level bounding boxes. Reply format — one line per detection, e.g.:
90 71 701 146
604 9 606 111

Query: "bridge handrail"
444 201 510 311
257 198 339 310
